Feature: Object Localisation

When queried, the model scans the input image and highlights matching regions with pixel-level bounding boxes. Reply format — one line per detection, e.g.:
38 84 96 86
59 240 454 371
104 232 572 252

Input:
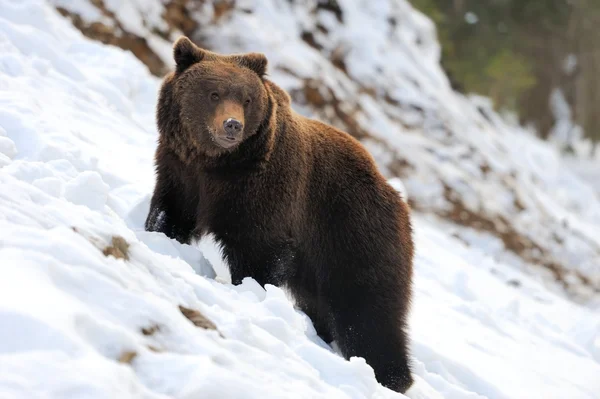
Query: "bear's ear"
173 36 205 73
233 53 268 77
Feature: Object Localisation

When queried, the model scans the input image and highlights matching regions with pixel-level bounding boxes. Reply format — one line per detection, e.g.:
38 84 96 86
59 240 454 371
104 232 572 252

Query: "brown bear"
145 36 415 393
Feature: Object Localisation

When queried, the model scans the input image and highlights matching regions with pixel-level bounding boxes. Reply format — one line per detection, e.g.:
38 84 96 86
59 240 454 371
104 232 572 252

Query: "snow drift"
1 0 600 398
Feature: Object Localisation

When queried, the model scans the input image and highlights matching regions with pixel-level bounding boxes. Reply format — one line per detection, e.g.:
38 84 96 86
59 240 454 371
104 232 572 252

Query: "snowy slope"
50 0 600 304
1 0 600 398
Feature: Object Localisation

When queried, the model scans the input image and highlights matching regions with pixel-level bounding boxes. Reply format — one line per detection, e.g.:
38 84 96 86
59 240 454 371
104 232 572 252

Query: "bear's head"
164 37 270 157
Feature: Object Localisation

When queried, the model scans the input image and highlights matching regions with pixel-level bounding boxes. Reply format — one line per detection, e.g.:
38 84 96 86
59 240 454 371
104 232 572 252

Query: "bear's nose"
223 118 243 137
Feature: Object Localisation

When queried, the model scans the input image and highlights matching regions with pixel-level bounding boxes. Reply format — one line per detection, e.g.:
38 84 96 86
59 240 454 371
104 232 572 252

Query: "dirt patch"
316 0 344 23
163 0 199 37
118 351 137 364
179 305 223 337
213 0 236 22
71 228 130 262
388 158 414 179
141 324 161 336
300 78 371 140
330 46 348 74
102 236 130 261
147 345 162 353
57 5 168 76
301 31 322 51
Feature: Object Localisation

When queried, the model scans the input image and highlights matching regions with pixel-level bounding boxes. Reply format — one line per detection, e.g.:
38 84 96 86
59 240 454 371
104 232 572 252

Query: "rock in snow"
0 0 599 398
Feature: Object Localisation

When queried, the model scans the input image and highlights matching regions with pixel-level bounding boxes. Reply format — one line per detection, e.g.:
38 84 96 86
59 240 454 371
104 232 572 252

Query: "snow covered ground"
1 0 600 398
50 0 600 303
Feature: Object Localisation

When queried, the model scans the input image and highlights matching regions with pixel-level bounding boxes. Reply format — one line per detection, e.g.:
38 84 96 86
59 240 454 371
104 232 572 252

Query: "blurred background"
412 0 600 156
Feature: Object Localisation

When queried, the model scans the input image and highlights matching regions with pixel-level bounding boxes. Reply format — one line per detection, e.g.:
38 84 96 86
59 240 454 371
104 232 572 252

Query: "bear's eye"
210 92 220 101
244 98 252 106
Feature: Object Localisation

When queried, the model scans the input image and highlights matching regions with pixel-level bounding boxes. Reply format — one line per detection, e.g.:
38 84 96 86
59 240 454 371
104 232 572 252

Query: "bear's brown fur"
145 36 415 393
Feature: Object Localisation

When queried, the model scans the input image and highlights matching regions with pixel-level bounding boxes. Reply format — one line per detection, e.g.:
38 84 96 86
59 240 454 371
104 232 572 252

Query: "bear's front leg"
145 186 197 244
145 199 171 235
220 238 296 286
145 152 197 244
221 246 274 286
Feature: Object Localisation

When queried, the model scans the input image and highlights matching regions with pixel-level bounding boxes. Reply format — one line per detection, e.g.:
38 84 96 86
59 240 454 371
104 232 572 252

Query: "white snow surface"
1 1 600 398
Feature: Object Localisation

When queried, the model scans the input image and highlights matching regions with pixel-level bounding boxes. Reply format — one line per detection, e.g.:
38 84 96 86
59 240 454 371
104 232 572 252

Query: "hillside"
51 0 600 303
1 0 600 398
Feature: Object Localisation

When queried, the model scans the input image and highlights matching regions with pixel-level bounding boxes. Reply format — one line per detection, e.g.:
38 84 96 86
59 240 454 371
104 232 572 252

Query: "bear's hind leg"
322 183 414 392
293 289 334 344
330 285 413 393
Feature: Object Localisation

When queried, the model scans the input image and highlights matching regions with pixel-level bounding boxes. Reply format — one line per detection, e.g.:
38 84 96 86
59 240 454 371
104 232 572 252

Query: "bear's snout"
212 101 245 148
224 118 243 138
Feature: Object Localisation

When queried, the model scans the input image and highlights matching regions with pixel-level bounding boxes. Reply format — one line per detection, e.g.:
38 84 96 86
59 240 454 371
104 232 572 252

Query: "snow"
548 88 583 152
563 54 578 75
1 0 600 398
464 12 479 25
